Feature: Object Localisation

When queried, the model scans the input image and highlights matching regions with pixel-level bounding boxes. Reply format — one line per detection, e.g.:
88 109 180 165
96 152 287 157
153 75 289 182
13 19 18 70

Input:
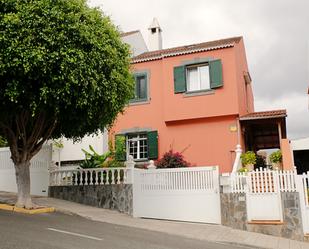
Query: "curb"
0 203 55 214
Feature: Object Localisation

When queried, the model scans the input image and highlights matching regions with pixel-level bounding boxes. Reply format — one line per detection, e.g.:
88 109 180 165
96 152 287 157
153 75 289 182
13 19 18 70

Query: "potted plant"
240 151 256 171
269 150 282 170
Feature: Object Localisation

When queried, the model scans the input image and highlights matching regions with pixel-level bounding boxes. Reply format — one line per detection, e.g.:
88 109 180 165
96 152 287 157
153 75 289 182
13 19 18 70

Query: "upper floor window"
186 64 210 92
131 72 148 102
174 59 223 94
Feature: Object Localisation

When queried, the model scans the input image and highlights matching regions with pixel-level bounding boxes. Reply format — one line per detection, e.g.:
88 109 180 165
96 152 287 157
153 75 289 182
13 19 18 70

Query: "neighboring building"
121 30 148 56
110 20 293 172
51 132 108 167
291 137 309 174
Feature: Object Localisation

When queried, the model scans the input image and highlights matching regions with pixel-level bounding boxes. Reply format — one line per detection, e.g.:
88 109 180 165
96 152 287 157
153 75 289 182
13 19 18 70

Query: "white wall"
0 145 51 196
52 131 108 163
291 137 309 151
121 31 148 57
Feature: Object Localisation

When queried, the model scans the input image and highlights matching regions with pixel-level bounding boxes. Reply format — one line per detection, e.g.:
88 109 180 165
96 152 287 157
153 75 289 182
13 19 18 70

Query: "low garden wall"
49 184 133 215
221 192 304 241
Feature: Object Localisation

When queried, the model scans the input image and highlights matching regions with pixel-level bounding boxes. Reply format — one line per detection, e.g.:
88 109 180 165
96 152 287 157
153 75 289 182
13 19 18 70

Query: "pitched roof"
240 110 287 121
132 36 242 63
120 30 140 37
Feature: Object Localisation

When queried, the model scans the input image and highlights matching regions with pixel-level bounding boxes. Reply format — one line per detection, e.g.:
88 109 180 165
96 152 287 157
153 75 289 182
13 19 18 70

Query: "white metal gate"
0 145 52 196
133 166 221 224
231 169 298 221
246 170 283 221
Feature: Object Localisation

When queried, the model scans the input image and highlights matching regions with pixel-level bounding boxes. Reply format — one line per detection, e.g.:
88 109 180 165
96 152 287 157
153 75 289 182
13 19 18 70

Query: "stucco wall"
111 39 250 173
49 184 133 215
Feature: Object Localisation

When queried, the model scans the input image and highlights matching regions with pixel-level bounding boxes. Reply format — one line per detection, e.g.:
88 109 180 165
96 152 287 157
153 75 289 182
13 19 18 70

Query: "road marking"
47 228 103 241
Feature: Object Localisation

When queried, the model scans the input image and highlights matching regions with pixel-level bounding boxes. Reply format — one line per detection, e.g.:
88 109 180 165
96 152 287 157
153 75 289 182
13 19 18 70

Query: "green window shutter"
209 59 223 89
147 131 158 159
115 134 126 161
174 66 186 93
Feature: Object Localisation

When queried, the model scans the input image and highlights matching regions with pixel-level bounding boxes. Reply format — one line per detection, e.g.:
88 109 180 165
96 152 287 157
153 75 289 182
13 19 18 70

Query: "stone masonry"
49 184 133 215
221 192 304 241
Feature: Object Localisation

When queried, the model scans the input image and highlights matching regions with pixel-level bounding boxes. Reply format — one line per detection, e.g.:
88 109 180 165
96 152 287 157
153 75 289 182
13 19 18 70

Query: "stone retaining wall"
49 184 133 215
221 192 304 241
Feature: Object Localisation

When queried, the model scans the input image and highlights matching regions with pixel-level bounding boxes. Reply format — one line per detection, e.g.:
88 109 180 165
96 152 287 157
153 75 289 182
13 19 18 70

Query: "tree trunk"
14 161 33 209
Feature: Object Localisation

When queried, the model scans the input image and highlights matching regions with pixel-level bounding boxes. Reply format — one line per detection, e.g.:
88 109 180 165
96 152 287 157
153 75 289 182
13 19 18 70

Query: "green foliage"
0 136 8 147
269 150 282 163
238 167 248 173
240 151 256 166
80 145 111 168
156 150 191 169
0 0 134 149
115 135 126 161
52 139 64 149
103 159 125 168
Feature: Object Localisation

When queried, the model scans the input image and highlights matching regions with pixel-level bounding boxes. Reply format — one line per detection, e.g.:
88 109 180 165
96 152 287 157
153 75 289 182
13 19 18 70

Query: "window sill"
129 99 150 106
183 89 215 97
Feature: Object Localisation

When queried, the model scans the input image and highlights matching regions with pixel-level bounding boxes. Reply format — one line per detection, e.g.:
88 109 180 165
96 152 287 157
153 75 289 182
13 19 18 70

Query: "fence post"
125 155 135 184
147 160 156 169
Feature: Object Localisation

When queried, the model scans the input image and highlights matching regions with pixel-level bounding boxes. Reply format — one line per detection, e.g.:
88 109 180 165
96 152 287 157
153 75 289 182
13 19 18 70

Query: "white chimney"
148 18 162 51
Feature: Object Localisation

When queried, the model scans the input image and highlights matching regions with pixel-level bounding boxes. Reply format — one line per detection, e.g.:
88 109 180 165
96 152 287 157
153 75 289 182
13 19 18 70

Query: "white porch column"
232 144 242 173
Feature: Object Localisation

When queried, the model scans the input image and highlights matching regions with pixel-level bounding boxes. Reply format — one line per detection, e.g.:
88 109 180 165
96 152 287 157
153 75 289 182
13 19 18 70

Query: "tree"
0 0 134 208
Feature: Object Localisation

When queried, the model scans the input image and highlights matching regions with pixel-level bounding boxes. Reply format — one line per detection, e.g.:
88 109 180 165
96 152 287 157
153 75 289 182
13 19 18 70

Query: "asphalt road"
0 210 255 249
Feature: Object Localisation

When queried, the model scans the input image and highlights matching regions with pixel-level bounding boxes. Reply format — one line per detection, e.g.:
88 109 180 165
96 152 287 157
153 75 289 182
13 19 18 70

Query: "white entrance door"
133 166 221 224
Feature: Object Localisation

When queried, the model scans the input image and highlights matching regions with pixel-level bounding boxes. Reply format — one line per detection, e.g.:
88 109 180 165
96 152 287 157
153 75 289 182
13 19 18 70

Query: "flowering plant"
156 150 191 168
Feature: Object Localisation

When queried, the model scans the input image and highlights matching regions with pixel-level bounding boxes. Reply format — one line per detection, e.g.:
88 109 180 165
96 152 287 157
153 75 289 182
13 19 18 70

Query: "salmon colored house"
111 22 292 173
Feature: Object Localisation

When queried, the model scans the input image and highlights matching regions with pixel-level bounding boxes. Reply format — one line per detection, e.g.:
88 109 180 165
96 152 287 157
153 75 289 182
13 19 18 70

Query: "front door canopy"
240 110 287 151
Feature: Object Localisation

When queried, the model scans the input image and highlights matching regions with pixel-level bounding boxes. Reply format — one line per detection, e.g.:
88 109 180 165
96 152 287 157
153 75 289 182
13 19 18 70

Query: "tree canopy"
0 0 134 162
0 0 134 207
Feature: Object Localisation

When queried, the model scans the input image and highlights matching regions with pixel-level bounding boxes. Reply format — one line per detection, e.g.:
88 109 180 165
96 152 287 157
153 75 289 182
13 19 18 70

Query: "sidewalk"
0 192 308 249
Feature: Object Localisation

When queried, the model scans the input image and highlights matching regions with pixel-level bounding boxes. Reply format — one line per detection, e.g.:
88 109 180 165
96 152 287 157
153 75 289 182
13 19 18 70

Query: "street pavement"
1 192 309 249
0 210 253 249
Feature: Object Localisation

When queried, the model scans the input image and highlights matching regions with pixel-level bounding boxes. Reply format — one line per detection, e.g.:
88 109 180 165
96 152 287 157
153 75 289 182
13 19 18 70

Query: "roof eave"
240 115 287 121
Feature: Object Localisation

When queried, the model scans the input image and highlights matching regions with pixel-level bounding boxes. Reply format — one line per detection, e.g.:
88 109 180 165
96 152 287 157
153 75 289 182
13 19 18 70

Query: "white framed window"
186 64 210 92
127 134 148 160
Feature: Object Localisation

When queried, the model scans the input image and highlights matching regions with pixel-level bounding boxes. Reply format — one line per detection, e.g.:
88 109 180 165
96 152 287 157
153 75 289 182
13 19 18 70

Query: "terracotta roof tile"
132 36 242 63
240 110 287 120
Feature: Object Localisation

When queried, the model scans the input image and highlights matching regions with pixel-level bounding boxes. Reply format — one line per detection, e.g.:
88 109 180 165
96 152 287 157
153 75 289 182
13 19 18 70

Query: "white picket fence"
49 167 131 186
0 145 52 196
230 168 297 194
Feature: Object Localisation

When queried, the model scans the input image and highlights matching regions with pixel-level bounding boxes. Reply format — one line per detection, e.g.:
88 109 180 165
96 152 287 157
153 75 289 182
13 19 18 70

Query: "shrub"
255 154 267 169
240 151 256 166
79 145 111 169
270 150 282 163
238 167 248 173
156 150 191 169
102 159 125 168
